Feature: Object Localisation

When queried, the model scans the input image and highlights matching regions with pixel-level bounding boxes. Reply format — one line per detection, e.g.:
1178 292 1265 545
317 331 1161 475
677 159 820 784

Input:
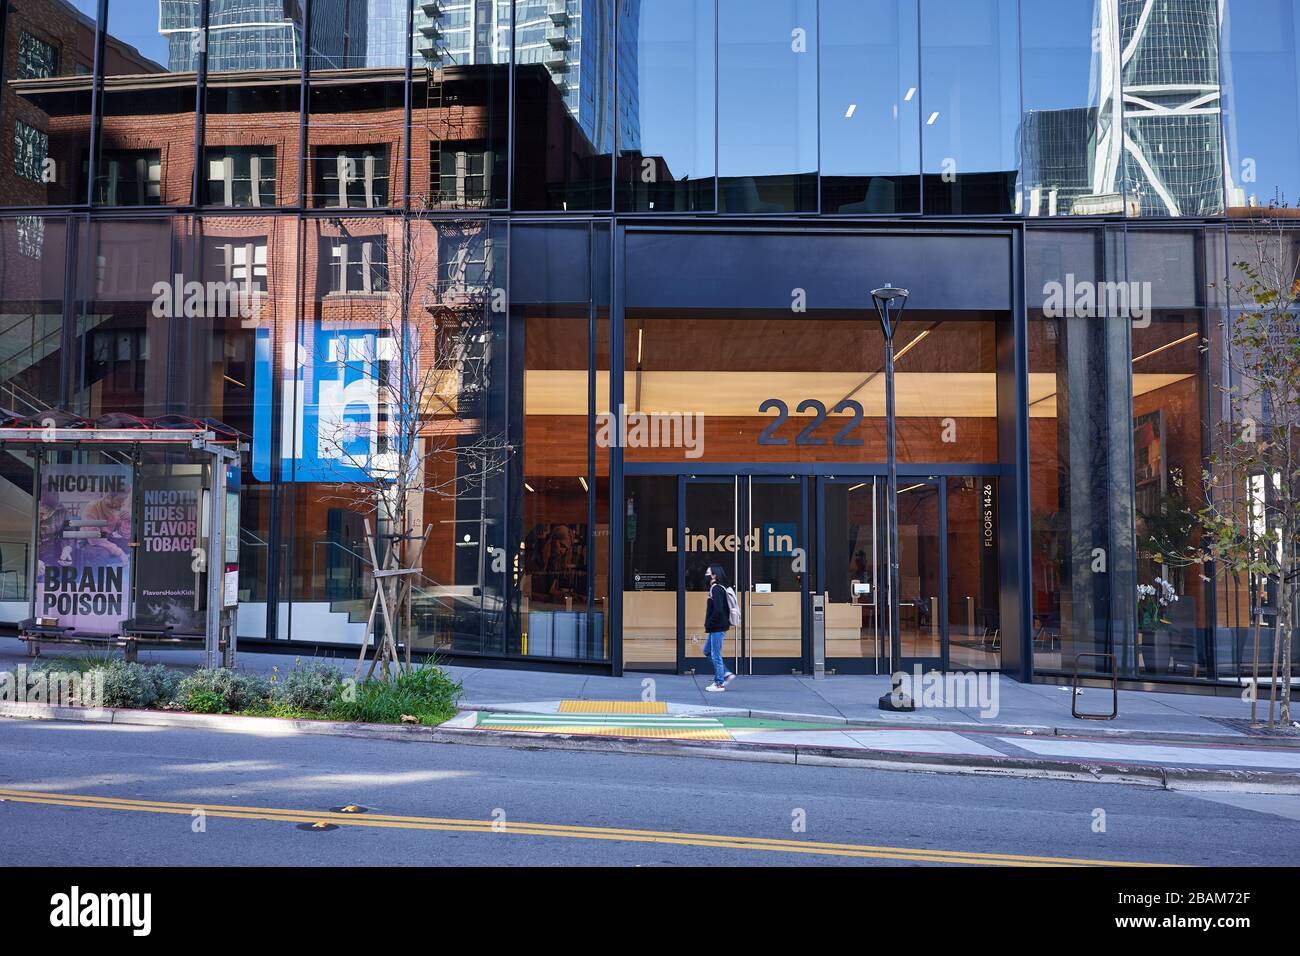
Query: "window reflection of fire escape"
423 221 494 426
419 2 492 210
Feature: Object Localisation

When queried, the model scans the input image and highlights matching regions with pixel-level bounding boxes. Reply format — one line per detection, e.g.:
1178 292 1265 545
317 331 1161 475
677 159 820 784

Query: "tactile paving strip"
497 725 731 740
558 700 669 714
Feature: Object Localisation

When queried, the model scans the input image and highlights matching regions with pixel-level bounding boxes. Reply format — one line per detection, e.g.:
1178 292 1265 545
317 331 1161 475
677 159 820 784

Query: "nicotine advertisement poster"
137 474 203 631
35 464 133 633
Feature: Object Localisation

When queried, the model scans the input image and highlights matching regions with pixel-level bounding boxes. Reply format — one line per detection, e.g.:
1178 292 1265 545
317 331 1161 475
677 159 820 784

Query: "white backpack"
724 585 741 628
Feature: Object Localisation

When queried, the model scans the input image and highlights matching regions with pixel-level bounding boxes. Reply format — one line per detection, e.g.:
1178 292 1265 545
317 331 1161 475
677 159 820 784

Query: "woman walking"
703 564 736 692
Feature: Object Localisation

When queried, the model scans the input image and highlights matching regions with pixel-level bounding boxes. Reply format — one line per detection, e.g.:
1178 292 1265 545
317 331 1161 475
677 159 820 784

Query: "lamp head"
870 285 910 339
870 285 909 305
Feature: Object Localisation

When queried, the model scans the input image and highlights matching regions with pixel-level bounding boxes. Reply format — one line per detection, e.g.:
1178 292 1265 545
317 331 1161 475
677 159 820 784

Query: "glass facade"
0 0 1296 689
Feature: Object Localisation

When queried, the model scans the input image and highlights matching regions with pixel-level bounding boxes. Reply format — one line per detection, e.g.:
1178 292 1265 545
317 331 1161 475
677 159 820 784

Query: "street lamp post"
871 284 914 711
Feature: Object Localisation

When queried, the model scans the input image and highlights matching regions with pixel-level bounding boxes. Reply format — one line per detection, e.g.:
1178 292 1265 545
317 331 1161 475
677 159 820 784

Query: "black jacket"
705 582 731 633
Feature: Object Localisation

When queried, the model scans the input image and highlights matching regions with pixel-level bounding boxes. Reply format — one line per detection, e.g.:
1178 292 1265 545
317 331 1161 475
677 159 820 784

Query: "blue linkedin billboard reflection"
252 324 393 482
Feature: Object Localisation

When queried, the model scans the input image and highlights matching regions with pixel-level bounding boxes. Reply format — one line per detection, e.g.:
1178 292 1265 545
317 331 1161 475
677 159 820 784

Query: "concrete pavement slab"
730 730 859 748
999 737 1300 771
842 729 1006 757
1185 791 1300 822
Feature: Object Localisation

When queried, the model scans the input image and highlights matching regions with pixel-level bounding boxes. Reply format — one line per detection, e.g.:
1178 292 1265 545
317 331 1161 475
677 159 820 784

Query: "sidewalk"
2 636 1290 740
443 664 1289 740
4 637 1300 788
442 666 1300 782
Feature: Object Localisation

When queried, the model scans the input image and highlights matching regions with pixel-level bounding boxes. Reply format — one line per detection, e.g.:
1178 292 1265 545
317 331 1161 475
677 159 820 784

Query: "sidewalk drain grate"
1212 717 1300 740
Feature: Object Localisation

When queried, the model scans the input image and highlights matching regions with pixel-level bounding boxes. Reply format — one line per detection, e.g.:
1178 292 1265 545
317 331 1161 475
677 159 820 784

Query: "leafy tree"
1179 217 1300 723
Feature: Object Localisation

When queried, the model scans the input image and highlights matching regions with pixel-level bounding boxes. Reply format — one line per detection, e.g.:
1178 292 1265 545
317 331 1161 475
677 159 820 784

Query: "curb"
4 701 1299 794
460 701 1299 750
0 700 443 742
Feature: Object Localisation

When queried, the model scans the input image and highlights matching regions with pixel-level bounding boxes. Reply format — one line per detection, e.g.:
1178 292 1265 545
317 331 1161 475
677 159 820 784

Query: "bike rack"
1071 652 1118 720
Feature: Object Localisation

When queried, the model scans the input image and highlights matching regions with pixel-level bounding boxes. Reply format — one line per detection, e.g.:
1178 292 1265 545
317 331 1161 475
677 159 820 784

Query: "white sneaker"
723 672 736 686
704 683 726 692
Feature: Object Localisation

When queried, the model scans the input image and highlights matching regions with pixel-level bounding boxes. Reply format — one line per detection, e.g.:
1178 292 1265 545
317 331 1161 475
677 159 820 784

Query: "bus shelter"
0 415 242 669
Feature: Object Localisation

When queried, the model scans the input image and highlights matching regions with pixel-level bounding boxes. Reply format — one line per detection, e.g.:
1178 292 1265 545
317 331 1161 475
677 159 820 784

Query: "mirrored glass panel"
819 0 919 214
1119 0 1223 217
1127 231 1211 676
946 476 1001 669
281 214 400 632
306 0 407 209
191 214 287 629
1 0 96 205
1221 0 1300 211
0 215 68 411
413 0 511 210
717 0 817 213
920 0 1019 215
402 218 511 655
75 218 181 415
511 222 603 659
616 0 715 212
1020 0 1125 217
308 0 408 71
514 0 615 211
98 0 200 206
0 229 48 596
622 475 676 670
203 0 304 207
1026 227 1138 677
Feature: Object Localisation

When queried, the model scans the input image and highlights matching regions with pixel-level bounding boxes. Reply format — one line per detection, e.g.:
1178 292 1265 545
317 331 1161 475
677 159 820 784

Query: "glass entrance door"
682 477 742 674
818 476 981 673
895 479 945 669
679 475 806 676
743 477 806 673
818 478 884 673
624 471 998 675
815 477 943 673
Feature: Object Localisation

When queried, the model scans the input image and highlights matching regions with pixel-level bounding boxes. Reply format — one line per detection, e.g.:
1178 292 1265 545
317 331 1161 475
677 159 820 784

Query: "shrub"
328 661 462 726
174 668 273 713
23 656 460 725
185 689 228 714
151 667 185 705
276 660 345 713
88 661 178 709
241 700 322 720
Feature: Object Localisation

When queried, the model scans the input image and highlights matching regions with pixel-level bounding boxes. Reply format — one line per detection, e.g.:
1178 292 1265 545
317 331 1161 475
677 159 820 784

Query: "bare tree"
315 211 511 680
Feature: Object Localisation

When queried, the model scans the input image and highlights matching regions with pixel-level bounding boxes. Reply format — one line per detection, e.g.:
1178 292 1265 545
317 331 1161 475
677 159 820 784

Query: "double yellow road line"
0 788 1168 866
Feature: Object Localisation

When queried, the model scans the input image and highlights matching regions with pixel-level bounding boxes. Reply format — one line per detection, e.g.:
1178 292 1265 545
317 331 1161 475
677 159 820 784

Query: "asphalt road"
0 718 1295 867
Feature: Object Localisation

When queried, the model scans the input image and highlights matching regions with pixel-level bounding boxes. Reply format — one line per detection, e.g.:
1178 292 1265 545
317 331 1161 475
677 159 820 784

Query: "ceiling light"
894 328 931 363
1132 332 1197 365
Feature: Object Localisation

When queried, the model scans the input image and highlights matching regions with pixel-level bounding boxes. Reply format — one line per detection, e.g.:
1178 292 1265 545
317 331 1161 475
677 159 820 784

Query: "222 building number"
757 399 864 446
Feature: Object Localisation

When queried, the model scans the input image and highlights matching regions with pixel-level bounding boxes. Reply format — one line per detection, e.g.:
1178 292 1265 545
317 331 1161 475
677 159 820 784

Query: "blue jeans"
704 631 729 685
